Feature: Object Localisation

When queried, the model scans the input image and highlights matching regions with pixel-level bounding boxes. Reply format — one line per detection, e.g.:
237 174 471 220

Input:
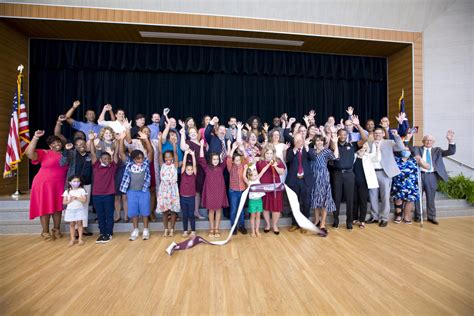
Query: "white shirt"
98 120 127 134
62 188 87 210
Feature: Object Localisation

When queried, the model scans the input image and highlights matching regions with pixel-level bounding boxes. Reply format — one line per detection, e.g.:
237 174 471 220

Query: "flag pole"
11 65 24 200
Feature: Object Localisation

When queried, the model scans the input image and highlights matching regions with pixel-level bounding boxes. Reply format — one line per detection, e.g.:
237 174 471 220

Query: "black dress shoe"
367 218 378 224
428 218 439 225
315 221 321 228
414 217 421 223
273 230 280 235
379 220 388 227
332 222 339 229
232 230 237 235
263 228 270 233
347 224 353 230
238 226 248 234
83 230 93 236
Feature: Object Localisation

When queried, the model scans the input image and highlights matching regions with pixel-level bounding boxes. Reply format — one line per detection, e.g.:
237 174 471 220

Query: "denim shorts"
127 190 151 217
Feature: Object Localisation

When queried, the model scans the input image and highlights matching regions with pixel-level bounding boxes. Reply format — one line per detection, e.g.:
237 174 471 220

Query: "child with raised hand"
226 140 248 235
119 131 154 241
89 131 120 244
157 138 180 237
199 139 228 238
62 175 88 246
244 163 271 237
180 149 197 237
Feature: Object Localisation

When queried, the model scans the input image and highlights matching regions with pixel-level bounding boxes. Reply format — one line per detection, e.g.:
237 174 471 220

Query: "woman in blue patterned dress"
310 134 339 236
391 144 430 224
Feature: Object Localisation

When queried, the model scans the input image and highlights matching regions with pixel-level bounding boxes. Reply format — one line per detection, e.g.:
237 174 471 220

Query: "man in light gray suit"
367 127 405 227
411 130 456 225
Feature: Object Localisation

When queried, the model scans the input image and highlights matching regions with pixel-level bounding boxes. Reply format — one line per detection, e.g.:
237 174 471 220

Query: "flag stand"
11 168 21 200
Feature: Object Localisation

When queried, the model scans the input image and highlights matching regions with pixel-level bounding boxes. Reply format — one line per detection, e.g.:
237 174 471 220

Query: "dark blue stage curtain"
29 39 387 137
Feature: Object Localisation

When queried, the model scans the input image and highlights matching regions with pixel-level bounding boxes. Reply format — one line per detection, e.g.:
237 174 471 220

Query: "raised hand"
346 106 354 116
390 129 399 137
288 117 296 125
104 104 112 111
65 143 74 150
138 131 148 140
123 118 131 129
236 121 243 130
88 131 96 141
263 123 269 132
178 119 185 128
189 150 195 156
281 113 288 122
34 130 45 138
446 130 455 143
58 115 67 122
211 116 219 125
163 108 170 116
304 138 311 148
232 141 239 150
200 139 205 147
331 133 338 143
73 100 80 108
245 123 252 131
309 110 316 117
404 132 413 142
284 142 291 150
351 115 360 126
395 112 407 124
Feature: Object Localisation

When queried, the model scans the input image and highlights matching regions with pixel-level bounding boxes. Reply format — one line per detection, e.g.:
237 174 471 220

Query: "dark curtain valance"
31 39 386 81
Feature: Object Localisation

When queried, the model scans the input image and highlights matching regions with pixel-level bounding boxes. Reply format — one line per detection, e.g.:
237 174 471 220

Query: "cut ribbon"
166 184 322 255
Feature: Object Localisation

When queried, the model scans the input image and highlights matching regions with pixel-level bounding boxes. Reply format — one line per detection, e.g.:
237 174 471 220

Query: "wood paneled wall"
0 21 29 195
388 45 413 128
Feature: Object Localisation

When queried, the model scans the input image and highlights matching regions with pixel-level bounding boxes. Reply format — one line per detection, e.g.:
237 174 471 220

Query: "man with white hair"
410 130 456 225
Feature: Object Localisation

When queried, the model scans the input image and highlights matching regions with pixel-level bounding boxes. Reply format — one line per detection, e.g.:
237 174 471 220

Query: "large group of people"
27 101 456 246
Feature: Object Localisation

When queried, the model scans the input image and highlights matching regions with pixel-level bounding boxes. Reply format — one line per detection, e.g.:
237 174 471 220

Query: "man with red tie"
286 133 315 233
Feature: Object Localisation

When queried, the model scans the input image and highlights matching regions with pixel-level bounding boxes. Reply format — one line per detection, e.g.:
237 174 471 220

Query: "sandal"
68 240 75 247
208 230 215 238
78 240 85 246
163 229 169 237
41 232 54 241
394 216 402 224
214 230 221 238
359 222 366 229
52 228 63 239
402 219 412 225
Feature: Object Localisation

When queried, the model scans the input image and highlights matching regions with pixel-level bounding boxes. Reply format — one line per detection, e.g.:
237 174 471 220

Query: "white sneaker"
182 231 189 237
142 229 150 240
190 231 196 237
129 229 139 241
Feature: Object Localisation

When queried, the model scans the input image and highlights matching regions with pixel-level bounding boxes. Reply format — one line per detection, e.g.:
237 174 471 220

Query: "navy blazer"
204 124 225 156
285 147 315 187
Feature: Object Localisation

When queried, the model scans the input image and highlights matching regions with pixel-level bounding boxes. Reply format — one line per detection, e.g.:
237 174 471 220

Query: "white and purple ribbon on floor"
166 183 323 256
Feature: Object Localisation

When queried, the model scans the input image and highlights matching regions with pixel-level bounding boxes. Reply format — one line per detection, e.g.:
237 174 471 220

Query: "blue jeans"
93 194 115 236
180 196 196 231
229 189 245 228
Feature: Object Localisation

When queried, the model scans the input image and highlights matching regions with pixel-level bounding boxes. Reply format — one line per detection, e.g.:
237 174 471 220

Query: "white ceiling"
3 0 458 32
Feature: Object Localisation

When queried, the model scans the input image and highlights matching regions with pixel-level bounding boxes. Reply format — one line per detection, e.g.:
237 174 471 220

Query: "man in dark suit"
411 130 456 225
286 132 315 234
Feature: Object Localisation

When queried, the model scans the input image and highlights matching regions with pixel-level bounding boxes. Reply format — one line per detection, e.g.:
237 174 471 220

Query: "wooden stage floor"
0 217 473 315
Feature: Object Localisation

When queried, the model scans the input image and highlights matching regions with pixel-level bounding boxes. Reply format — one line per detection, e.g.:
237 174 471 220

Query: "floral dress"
156 163 180 213
391 156 420 202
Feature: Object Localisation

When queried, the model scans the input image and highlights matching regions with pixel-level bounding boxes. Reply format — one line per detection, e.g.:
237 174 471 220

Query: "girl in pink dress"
199 139 228 238
26 130 68 241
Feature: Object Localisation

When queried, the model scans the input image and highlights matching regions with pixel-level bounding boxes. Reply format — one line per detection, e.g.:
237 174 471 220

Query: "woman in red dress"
26 130 68 241
256 144 286 234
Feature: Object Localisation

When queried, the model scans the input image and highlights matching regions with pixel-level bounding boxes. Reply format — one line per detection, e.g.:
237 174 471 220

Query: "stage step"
0 193 472 234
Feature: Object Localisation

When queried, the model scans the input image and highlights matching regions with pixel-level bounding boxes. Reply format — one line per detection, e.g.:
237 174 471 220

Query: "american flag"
3 73 30 178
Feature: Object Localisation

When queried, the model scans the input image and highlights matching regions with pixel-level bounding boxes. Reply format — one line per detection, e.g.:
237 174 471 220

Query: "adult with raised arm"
26 130 68 241
366 128 404 227
286 134 315 234
330 114 367 230
411 130 456 225
65 100 101 139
